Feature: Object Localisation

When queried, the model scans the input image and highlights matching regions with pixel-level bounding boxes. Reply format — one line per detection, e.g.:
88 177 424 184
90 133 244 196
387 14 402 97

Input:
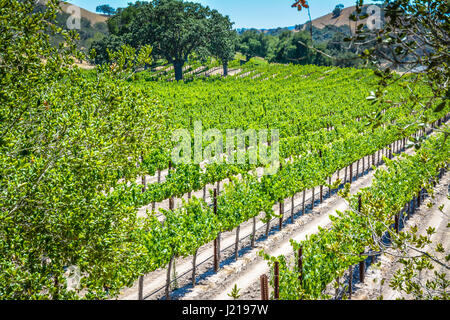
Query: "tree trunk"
279 201 284 230
362 156 365 174
291 195 295 223
328 177 331 196
166 255 174 300
192 249 198 286
138 275 144 300
349 163 353 184
217 232 221 262
251 216 256 248
302 190 306 214
174 60 184 81
235 225 240 261
223 61 228 77
356 159 360 178
344 166 347 184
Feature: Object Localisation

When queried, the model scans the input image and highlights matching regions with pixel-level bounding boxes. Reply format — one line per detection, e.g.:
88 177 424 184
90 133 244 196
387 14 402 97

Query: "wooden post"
192 249 198 286
302 190 306 214
359 256 365 283
320 185 323 203
328 177 331 197
279 201 283 230
166 256 174 300
417 190 421 207
235 225 240 261
152 169 156 210
362 156 365 174
213 189 219 272
260 275 269 300
169 197 174 210
141 176 146 193
344 166 347 184
274 261 280 300
357 195 365 283
291 195 295 224
168 161 174 210
395 213 399 234
358 194 362 213
298 247 303 287
356 159 360 178
348 265 353 299
213 239 219 273
350 163 353 184
251 216 256 248
138 275 144 300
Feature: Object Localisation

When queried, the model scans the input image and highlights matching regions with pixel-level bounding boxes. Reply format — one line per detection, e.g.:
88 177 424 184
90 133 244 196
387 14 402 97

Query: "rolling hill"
295 5 373 33
37 0 109 25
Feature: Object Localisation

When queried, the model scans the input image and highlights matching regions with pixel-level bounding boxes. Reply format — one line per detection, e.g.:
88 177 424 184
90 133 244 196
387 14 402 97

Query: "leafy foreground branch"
261 133 449 300
0 0 167 299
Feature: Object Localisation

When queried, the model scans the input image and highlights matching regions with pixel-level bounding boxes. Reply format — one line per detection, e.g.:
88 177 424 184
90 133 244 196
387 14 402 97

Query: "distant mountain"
295 5 375 33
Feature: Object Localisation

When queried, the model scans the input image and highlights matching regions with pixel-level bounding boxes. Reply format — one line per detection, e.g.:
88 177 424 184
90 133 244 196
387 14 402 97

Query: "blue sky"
66 0 361 29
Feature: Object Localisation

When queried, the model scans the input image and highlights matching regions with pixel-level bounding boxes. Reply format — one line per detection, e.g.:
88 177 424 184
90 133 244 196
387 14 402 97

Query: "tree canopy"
97 0 237 80
332 4 345 18
96 4 116 16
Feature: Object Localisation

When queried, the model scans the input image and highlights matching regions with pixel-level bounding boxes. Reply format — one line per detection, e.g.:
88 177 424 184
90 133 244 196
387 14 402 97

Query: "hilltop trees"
237 30 270 61
332 4 345 18
96 4 116 16
209 11 237 76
